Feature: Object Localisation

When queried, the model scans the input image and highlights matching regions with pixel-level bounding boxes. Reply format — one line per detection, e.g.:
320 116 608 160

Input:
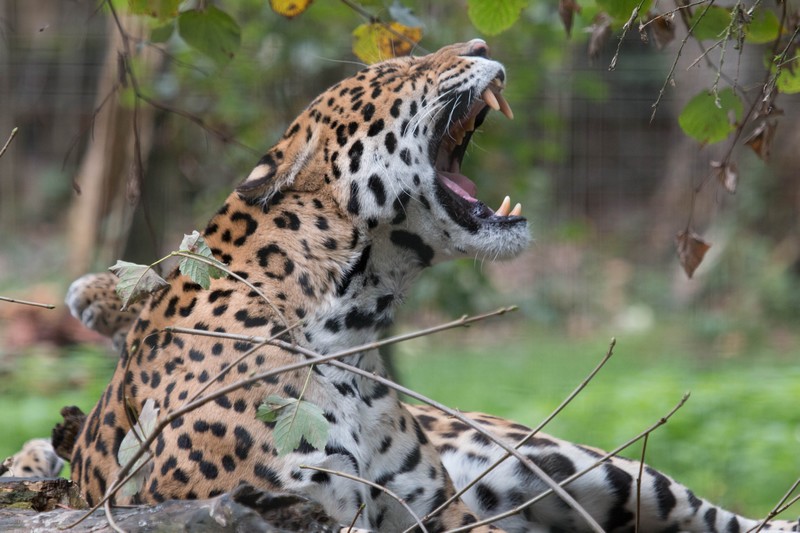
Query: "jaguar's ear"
236 126 319 201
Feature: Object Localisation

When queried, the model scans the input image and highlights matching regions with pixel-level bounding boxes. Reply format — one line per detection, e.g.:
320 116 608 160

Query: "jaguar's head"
238 39 529 265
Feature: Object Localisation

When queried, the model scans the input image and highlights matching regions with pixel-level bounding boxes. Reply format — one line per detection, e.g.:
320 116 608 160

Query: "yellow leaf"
269 0 313 19
352 22 422 65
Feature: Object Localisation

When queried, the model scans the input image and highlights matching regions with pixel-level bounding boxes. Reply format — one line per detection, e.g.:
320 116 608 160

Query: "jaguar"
49 40 798 532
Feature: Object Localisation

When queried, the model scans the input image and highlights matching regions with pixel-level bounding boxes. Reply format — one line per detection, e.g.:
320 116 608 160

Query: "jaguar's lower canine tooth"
510 203 522 216
496 196 511 216
483 89 500 111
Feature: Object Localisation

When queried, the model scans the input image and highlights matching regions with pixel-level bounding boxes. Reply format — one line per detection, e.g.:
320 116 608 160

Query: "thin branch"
445 393 691 532
0 296 56 309
651 0 717 122
407 338 617 530
0 127 18 159
103 498 124 533
750 477 800 533
609 0 648 70
634 433 649 533
639 1 709 30
299 465 429 533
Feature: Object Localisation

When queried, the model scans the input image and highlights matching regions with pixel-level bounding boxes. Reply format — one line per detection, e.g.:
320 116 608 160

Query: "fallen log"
0 479 341 532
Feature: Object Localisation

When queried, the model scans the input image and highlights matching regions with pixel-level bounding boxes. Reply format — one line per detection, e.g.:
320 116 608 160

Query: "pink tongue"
438 171 478 201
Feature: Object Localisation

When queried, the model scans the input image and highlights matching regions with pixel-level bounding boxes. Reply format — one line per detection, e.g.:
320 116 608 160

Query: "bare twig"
299 465 429 533
0 296 56 309
445 393 691 532
651 0 717 122
750 477 800 532
635 433 649 533
609 0 648 70
0 127 18 159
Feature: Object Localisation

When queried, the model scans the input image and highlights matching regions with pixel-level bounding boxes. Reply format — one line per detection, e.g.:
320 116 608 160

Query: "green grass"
0 345 115 463
394 321 800 520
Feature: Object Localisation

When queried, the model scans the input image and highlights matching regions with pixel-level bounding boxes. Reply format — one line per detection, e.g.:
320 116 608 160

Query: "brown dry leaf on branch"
352 22 422 65
675 229 711 278
589 13 612 60
269 0 313 19
710 160 738 194
559 0 581 37
744 120 777 161
646 12 675 49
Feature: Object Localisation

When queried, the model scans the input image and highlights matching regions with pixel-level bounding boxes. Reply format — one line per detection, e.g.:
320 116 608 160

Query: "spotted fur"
60 41 798 533
1 439 64 479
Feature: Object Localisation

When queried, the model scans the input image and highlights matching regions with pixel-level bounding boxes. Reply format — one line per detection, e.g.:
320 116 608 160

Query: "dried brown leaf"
744 120 777 161
559 0 581 37
589 13 612 60
675 229 711 279
650 13 675 50
710 160 738 194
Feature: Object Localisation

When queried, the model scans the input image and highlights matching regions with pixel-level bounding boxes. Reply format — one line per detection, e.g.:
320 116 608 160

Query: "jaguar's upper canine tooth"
496 196 511 216
482 88 500 111
497 93 514 120
510 203 522 216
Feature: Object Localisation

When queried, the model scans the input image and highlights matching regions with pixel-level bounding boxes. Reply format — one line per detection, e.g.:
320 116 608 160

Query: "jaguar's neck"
203 191 424 374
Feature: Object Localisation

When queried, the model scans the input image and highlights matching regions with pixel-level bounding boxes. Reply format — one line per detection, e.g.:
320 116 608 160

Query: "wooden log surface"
0 478 342 532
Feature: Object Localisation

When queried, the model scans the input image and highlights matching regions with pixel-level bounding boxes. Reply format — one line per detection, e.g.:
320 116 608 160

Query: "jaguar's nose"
466 39 490 58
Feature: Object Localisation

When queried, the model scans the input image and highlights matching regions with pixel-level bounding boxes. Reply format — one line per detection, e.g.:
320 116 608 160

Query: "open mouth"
433 76 523 225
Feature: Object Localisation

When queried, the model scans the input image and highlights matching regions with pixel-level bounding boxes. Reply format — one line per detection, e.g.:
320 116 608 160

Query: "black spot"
254 463 283 487
234 309 268 328
646 466 678 520
367 119 384 137
345 307 375 329
230 212 258 246
390 98 402 117
603 463 635 531
362 102 375 121
189 349 205 362
199 461 219 480
367 174 386 206
315 216 329 230
177 433 192 449
221 455 236 472
384 131 397 154
348 140 364 173
172 468 190 484
726 517 741 533
390 230 434 266
399 148 411 166
347 182 361 215
233 425 254 460
298 273 315 297
475 483 499 511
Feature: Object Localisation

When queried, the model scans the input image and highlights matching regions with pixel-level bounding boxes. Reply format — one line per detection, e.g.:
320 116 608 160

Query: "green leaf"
178 231 226 289
257 395 329 455
128 0 181 20
745 9 780 44
117 398 159 498
109 260 169 310
775 64 800 94
150 20 175 43
596 0 652 24
177 6 241 65
689 6 732 41
467 0 528 36
678 88 743 145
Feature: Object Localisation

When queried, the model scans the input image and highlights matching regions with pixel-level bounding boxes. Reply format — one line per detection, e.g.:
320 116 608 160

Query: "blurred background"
1 0 798 519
